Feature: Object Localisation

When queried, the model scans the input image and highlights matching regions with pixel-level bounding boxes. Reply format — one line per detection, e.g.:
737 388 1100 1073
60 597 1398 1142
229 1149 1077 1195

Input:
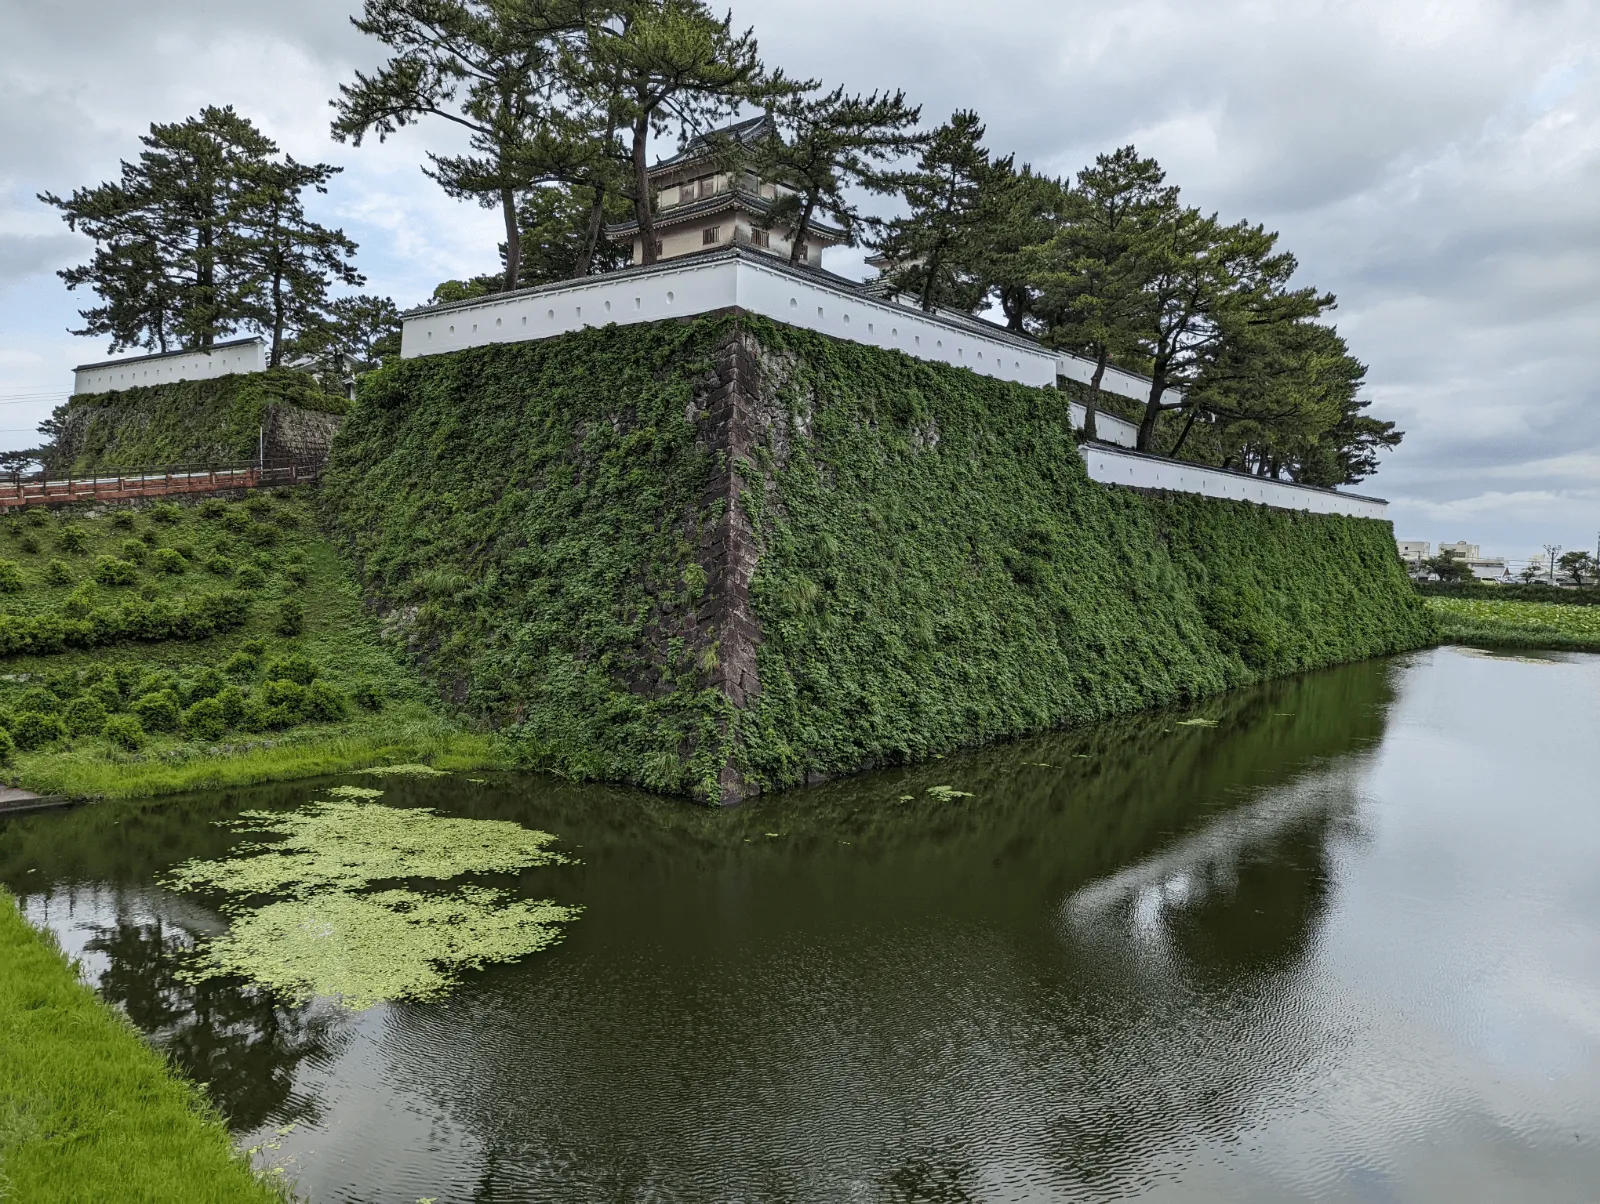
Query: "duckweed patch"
185 887 578 1010
360 763 449 778
166 798 580 1009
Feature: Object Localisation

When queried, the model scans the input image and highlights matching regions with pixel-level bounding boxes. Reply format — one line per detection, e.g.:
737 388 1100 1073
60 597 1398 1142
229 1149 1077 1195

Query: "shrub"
0 560 24 592
198 498 227 519
103 713 145 751
304 680 347 722
261 653 318 685
181 667 226 705
205 555 234 576
16 687 61 715
261 679 308 717
135 670 179 699
273 509 301 530
214 684 246 726
63 696 108 737
222 508 253 534
181 697 227 741
129 690 180 732
24 509 47 528
241 637 267 656
11 711 65 750
58 526 89 554
85 679 123 712
235 566 265 589
0 727 14 766
92 556 137 586
119 539 147 563
350 680 385 712
223 651 260 678
112 663 143 697
274 598 304 636
173 542 196 560
152 548 187 574
109 510 136 530
138 583 161 601
284 562 309 586
139 529 160 546
44 559 73 585
248 521 281 548
62 584 96 617
250 551 274 573
149 503 182 524
16 535 39 555
244 494 272 517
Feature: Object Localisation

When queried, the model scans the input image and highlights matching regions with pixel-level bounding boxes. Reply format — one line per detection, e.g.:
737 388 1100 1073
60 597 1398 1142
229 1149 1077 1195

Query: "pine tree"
1033 147 1175 440
746 86 925 265
236 159 364 366
869 110 997 313
332 0 587 291
40 107 277 353
579 0 803 266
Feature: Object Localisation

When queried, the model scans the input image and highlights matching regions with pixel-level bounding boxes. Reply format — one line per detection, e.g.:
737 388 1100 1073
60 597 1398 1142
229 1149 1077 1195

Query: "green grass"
0 891 284 1202
0 493 496 799
1427 597 1600 651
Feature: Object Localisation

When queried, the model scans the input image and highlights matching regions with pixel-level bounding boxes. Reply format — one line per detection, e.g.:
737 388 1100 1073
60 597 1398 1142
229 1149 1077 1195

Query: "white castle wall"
74 337 267 395
1080 443 1388 520
401 251 1060 388
399 251 1381 519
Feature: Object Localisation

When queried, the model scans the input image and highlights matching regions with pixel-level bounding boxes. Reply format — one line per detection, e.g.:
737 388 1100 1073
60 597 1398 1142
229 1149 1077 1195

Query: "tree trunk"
1136 364 1169 451
919 248 942 312
632 115 657 266
1168 405 1202 459
788 195 817 265
501 186 521 291
574 184 607 279
1083 345 1108 442
269 264 284 367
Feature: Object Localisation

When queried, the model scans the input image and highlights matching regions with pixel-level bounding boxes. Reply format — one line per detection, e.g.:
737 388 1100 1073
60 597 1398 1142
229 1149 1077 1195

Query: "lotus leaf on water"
325 785 385 800
925 785 974 802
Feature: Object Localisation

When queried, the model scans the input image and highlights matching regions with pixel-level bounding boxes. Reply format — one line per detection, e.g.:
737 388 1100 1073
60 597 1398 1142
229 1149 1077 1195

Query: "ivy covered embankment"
44 368 346 474
321 314 1432 803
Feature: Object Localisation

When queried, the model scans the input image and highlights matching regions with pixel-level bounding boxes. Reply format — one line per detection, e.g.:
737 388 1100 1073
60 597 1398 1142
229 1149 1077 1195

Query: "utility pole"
1544 543 1561 587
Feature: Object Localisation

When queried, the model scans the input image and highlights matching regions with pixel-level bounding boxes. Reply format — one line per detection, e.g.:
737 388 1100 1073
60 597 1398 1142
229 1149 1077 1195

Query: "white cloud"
0 0 1596 556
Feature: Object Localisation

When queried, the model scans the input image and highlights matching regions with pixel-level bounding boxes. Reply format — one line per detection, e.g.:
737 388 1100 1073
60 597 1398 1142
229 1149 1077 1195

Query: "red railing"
0 461 324 509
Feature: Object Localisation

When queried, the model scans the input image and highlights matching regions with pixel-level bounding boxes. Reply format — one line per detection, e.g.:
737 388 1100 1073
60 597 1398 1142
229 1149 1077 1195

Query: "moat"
3 645 1597 1202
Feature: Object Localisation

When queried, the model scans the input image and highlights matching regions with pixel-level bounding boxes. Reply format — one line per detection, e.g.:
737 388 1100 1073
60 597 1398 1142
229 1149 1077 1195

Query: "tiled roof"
605 186 847 242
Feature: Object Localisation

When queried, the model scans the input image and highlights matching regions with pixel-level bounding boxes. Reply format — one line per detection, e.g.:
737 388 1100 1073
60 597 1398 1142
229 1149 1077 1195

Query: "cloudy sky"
2 0 1597 561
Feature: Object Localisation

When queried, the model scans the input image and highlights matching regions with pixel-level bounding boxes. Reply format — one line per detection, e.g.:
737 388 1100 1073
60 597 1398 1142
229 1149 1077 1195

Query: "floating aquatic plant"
166 797 580 1010
1175 718 1218 728
184 887 578 1009
360 763 448 777
925 785 974 802
168 801 571 899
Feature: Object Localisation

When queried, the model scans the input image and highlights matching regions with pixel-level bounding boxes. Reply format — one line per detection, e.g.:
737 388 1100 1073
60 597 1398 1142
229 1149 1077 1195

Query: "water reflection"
4 649 1599 1202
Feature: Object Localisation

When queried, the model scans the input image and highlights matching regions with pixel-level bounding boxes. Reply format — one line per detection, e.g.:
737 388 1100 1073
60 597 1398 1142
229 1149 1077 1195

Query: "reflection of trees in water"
63 896 344 1134
1046 774 1363 1194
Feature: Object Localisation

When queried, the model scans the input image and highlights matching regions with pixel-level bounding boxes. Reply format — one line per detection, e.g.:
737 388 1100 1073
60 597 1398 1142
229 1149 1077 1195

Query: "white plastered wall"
1080 443 1388 520
73 338 267 395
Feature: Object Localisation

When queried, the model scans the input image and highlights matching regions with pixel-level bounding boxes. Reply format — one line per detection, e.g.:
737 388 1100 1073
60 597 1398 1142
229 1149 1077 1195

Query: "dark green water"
4 645 1599 1202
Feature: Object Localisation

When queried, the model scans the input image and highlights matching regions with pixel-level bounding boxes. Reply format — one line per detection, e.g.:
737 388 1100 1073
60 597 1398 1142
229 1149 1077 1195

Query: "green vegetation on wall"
44 368 346 474
321 314 1432 802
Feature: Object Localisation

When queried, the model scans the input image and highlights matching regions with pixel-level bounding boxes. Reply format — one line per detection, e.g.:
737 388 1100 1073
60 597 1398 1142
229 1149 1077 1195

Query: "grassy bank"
323 313 1433 800
1427 597 1600 652
0 491 500 799
0 891 282 1202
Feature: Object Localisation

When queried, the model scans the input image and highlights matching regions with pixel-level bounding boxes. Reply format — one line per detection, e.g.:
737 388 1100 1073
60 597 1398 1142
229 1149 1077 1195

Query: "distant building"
606 116 848 268
1396 539 1429 566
